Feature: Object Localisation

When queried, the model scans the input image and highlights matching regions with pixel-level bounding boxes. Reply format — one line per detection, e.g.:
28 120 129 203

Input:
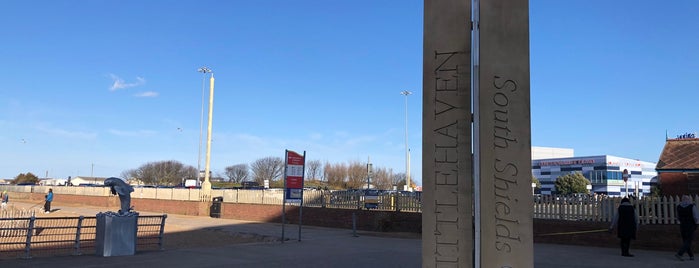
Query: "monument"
96 177 138 257
423 0 532 267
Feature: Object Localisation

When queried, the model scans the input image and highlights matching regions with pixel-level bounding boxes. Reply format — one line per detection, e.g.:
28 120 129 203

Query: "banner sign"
284 150 305 202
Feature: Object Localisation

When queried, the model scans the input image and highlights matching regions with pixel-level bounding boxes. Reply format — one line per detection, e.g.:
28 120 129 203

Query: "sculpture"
104 177 135 214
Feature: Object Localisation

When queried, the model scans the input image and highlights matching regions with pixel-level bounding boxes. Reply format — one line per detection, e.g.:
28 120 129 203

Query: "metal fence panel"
0 214 166 260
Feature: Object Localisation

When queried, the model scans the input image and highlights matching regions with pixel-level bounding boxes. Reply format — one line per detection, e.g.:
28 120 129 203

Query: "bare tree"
324 162 347 189
224 164 249 183
346 160 367 189
250 156 284 185
393 172 407 190
306 160 323 181
372 167 393 190
123 160 197 186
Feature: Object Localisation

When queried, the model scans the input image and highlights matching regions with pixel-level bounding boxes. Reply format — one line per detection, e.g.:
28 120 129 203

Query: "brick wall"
10 193 693 251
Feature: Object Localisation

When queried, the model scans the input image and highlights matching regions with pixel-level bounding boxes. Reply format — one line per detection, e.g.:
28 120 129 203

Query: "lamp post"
400 90 412 191
197 67 212 185
366 157 373 190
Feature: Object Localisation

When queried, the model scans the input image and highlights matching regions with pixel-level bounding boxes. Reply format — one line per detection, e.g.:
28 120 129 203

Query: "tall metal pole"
366 156 372 190
202 72 215 200
197 67 212 185
473 0 482 266
400 90 412 191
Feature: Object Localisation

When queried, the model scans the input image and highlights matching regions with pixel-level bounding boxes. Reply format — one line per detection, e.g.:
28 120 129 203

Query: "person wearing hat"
608 197 638 257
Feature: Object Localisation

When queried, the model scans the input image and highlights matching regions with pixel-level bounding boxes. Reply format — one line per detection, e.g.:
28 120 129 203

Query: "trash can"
210 196 223 218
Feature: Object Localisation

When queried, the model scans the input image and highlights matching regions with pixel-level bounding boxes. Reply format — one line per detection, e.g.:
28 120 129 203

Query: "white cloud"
134 91 158 97
109 74 146 91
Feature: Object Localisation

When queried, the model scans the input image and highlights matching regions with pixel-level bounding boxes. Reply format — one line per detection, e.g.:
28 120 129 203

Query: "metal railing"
0 214 167 259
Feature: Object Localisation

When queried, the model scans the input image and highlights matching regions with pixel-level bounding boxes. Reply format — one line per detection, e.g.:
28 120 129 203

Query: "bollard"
352 212 358 237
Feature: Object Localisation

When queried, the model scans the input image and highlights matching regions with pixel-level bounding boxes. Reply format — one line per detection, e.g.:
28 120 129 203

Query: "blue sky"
1 1 697 185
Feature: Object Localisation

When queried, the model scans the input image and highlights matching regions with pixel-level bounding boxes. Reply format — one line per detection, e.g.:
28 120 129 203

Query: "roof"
656 138 699 170
72 176 108 182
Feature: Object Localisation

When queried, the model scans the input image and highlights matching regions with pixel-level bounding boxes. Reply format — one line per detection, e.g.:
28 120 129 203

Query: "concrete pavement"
2 201 696 267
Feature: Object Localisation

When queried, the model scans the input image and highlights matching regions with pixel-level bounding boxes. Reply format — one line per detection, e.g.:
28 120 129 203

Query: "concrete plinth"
96 212 139 257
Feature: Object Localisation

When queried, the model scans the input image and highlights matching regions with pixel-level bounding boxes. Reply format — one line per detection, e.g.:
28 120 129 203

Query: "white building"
532 155 657 197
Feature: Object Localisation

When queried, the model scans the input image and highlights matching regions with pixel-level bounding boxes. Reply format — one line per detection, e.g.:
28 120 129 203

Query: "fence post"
74 216 84 255
24 216 35 259
158 214 168 251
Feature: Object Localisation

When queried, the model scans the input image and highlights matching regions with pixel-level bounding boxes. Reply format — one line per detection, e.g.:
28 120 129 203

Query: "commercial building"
532 155 657 197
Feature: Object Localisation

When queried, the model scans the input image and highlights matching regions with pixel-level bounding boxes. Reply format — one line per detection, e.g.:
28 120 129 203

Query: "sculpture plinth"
95 211 139 257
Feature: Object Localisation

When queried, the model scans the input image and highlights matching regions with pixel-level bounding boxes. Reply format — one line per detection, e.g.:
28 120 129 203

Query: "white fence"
534 194 699 224
0 186 422 213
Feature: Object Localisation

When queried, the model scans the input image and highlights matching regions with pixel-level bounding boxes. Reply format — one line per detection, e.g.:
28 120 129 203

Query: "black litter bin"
210 196 223 218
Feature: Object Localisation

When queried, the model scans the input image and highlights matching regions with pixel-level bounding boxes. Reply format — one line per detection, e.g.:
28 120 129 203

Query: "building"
70 176 108 186
655 136 699 195
39 178 68 186
532 146 574 160
532 155 657 197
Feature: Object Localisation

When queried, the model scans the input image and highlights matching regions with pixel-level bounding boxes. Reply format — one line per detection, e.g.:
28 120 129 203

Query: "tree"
250 156 284 185
224 164 249 183
13 172 40 185
393 172 407 190
532 174 541 191
324 162 347 189
371 167 393 190
346 160 368 189
123 160 197 186
554 172 590 195
306 160 323 181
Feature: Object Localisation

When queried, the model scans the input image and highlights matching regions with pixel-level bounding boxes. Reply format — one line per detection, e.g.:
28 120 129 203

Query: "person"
675 195 699 261
1 191 7 209
44 188 53 213
104 177 134 214
609 197 638 257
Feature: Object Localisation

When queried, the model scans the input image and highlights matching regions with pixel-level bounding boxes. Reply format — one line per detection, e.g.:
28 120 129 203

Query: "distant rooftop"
656 138 699 170
532 146 574 160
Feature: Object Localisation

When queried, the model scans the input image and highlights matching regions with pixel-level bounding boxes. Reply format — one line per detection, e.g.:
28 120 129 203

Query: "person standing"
1 191 8 209
609 197 638 257
44 188 53 213
675 195 699 261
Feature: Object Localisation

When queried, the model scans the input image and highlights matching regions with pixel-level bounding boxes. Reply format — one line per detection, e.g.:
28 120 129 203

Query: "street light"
366 157 373 190
400 90 412 191
197 67 212 184
202 69 215 200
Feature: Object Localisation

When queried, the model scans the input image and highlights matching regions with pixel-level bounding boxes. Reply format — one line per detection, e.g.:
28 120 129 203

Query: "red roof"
656 138 699 170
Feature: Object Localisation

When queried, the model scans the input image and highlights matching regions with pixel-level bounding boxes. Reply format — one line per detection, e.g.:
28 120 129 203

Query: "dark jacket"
610 201 637 240
677 203 698 233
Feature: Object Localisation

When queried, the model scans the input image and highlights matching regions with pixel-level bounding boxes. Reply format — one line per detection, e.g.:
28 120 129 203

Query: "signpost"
282 150 305 242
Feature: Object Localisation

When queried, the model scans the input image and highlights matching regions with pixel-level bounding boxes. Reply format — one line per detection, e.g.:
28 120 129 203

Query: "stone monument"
423 0 532 267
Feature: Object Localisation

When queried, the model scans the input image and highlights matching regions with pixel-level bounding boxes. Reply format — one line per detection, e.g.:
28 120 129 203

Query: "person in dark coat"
675 195 699 261
608 197 638 257
103 177 134 214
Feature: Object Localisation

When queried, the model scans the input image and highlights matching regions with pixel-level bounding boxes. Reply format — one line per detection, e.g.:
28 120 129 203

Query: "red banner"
285 150 305 190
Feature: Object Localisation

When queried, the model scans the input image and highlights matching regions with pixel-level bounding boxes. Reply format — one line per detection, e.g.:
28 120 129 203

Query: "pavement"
1 201 697 268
